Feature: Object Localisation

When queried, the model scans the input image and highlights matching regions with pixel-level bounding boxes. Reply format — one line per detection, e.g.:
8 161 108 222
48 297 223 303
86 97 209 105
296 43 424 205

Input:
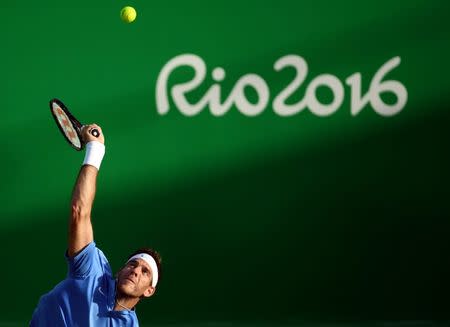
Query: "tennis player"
31 124 161 326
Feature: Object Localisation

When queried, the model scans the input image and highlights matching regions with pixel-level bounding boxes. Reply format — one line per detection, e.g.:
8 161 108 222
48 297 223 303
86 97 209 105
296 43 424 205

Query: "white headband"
127 253 159 288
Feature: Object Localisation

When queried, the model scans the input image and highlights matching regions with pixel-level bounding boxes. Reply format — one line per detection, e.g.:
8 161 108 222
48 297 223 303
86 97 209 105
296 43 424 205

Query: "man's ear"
143 286 155 298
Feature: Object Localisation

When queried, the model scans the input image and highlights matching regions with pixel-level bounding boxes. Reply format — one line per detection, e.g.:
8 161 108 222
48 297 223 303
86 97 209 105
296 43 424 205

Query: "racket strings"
52 105 82 148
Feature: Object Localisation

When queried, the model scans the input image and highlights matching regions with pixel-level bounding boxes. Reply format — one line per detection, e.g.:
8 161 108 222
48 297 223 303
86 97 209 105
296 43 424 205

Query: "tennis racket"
50 98 100 151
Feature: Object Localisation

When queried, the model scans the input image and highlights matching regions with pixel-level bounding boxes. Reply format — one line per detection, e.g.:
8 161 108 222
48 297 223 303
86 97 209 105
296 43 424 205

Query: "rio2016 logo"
156 54 408 117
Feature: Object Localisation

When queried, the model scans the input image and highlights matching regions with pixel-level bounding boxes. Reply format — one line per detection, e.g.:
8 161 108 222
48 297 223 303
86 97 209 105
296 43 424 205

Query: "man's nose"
131 266 142 275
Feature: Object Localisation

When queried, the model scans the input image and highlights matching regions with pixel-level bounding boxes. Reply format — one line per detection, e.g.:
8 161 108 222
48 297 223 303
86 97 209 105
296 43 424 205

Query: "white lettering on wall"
156 54 407 117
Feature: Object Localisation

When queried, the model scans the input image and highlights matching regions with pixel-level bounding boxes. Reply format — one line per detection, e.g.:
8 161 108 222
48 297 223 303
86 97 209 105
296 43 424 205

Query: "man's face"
116 258 155 298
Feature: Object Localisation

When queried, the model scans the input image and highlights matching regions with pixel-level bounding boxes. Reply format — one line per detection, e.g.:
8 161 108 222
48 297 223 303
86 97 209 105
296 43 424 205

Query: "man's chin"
117 281 135 294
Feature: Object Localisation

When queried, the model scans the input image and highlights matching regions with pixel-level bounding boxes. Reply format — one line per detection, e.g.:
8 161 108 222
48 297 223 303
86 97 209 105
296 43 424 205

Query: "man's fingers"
89 125 102 137
82 123 105 144
81 124 102 140
83 124 101 134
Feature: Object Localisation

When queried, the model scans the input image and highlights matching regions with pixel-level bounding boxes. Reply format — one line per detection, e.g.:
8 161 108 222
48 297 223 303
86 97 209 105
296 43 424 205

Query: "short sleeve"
65 241 105 278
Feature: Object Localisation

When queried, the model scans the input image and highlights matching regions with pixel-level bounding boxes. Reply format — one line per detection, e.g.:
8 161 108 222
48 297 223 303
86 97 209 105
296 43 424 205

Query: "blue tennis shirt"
30 242 139 326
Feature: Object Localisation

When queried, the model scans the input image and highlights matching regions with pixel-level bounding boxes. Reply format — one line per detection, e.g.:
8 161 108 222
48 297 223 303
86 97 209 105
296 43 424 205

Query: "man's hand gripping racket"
50 98 103 150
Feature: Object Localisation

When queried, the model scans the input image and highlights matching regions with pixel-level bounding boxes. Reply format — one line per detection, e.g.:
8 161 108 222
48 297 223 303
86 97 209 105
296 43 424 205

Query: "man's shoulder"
66 241 113 279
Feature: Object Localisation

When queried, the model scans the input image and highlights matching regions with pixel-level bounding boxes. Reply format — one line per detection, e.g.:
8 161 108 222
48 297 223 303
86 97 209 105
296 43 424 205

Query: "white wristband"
83 141 105 170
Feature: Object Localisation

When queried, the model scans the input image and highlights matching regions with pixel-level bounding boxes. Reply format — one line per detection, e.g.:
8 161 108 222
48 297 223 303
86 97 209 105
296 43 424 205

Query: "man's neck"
115 294 139 311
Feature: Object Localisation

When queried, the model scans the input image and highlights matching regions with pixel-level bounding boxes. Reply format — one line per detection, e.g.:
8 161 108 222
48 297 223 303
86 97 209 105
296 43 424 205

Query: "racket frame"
49 98 85 151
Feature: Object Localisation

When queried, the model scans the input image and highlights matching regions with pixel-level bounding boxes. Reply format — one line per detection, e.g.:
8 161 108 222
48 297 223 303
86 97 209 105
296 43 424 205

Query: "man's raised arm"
68 124 105 258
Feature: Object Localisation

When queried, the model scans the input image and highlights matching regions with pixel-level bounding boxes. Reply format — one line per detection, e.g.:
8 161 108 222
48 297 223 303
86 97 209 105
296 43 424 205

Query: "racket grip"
90 129 100 137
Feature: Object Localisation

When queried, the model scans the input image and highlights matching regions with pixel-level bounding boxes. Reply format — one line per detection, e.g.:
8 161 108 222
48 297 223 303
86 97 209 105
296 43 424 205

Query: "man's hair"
127 248 162 286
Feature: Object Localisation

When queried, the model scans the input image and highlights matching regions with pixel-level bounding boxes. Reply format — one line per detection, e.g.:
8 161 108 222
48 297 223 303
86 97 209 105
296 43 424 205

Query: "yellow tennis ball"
121 6 137 23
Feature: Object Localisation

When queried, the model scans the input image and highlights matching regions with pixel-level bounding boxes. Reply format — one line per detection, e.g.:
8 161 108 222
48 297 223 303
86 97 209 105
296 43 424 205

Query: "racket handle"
90 129 100 137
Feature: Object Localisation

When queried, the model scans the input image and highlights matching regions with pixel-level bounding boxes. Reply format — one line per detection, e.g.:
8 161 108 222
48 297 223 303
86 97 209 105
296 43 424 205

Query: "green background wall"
1 0 450 325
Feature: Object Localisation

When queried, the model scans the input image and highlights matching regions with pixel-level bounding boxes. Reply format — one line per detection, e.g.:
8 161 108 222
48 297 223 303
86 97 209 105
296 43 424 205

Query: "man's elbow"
71 203 91 222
